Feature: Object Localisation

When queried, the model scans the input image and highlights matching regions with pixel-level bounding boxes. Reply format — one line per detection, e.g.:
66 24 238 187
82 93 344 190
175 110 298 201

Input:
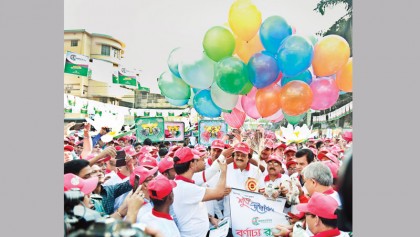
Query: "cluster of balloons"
158 0 352 128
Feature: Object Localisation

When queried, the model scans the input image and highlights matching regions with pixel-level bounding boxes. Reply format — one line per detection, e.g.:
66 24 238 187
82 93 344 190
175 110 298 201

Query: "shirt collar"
264 173 282 182
233 162 250 171
175 175 195 184
312 228 341 237
323 188 335 195
152 208 173 220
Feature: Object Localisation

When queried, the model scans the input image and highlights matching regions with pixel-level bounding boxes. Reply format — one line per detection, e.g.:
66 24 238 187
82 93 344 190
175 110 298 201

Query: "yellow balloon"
235 35 264 63
229 0 262 42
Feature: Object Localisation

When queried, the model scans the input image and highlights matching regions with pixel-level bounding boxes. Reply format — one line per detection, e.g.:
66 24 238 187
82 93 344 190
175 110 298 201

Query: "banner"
118 67 137 86
198 120 228 146
137 83 150 92
112 69 119 84
135 117 165 142
229 188 288 237
64 51 90 76
164 122 185 142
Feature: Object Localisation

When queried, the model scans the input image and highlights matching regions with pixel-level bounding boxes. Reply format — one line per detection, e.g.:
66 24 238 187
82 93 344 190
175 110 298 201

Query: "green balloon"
203 26 236 62
215 57 251 95
158 71 191 100
284 112 306 125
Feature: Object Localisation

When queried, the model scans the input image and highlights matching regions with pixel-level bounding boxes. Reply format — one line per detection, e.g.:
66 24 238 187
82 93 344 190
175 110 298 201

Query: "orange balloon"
280 81 313 116
336 58 353 92
312 35 350 77
255 84 282 118
235 35 264 63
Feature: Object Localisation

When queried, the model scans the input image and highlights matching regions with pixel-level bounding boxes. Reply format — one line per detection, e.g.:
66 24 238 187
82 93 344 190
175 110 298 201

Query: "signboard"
164 122 185 142
198 120 228 146
64 51 89 76
118 67 137 86
135 117 165 142
229 188 289 237
209 218 230 237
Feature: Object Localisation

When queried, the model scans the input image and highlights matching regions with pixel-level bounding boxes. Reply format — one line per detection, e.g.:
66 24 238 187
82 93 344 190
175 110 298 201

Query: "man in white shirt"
259 155 290 199
172 147 228 237
138 175 181 237
205 139 225 169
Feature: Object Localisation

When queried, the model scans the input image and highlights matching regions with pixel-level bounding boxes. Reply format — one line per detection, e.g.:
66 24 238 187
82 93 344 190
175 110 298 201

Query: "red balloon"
280 81 313 116
255 84 282 117
222 108 246 128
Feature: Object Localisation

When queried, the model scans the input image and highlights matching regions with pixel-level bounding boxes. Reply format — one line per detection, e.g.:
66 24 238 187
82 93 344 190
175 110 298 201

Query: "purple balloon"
248 53 279 88
241 87 261 119
310 77 339 110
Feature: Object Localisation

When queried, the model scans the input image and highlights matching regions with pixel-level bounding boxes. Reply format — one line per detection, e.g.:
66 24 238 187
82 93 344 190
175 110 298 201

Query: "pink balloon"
265 109 284 122
310 77 340 110
235 95 244 112
223 108 246 128
241 87 261 119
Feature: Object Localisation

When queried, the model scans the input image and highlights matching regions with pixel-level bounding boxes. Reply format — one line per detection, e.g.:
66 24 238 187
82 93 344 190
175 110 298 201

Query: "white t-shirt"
138 209 181 237
103 171 123 186
260 173 290 194
136 200 153 223
172 178 209 237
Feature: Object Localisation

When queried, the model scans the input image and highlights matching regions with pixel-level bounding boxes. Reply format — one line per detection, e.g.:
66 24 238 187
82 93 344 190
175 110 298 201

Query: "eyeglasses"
287 167 297 171
267 162 280 166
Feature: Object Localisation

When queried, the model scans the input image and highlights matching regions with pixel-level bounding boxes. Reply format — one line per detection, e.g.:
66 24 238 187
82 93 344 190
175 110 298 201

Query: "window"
101 45 110 56
112 47 120 58
71 40 78 47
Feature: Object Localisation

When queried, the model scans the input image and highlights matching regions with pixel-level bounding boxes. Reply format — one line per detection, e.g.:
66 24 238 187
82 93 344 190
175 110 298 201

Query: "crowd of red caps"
63 122 353 237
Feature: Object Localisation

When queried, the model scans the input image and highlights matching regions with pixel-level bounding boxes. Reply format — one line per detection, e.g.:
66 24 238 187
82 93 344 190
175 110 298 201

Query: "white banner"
229 188 288 237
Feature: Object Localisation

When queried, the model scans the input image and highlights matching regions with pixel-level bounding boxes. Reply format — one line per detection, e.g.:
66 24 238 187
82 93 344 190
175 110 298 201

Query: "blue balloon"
167 47 182 78
280 70 313 86
166 97 189 106
193 90 221 118
248 53 279 88
277 35 314 77
259 16 292 54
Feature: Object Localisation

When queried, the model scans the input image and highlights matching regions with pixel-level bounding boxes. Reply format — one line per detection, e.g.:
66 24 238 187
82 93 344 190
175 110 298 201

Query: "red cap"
323 161 339 179
342 131 352 142
309 147 318 156
274 143 287 150
118 136 127 142
224 144 232 149
194 144 207 152
129 166 158 186
115 146 123 151
266 155 282 164
297 192 338 219
140 146 154 154
286 160 297 169
318 152 339 165
192 148 207 157
124 146 140 157
139 157 158 169
324 138 331 142
158 157 174 174
169 145 181 153
64 145 74 152
174 147 199 164
233 142 250 154
287 212 305 220
148 175 177 200
264 139 275 149
166 151 175 158
318 147 329 154
284 146 297 154
211 139 225 150
64 174 98 195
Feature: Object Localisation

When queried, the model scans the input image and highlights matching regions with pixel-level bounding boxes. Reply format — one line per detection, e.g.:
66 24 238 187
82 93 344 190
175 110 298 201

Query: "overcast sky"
64 0 347 93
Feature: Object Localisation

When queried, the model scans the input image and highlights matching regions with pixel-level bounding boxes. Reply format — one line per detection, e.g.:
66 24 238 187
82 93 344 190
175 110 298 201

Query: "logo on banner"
251 217 273 226
245 178 258 192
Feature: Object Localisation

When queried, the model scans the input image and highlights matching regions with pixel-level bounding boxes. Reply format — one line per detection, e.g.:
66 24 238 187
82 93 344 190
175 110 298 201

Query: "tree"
315 0 352 55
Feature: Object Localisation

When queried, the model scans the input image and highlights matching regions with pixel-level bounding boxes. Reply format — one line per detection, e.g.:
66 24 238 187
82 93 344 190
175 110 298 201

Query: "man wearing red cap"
284 146 297 163
172 147 228 237
138 175 181 237
286 160 298 177
158 157 176 180
206 139 225 169
259 155 290 199
250 139 275 173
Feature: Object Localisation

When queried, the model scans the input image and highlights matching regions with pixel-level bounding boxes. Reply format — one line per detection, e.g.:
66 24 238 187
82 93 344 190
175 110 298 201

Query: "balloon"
248 53 279 88
255 84 282 117
280 70 313 86
158 71 191 100
178 50 216 89
310 77 339 110
280 81 313 116
203 26 236 62
239 80 253 95
223 108 246 128
165 97 189 106
210 82 239 110
277 35 314 77
241 87 261 119
228 0 262 41
266 109 284 123
192 88 201 94
335 58 353 92
312 35 350 77
259 16 292 54
274 72 283 84
193 90 222 118
284 112 306 125
235 35 264 63
306 35 319 46
215 57 251 94
167 47 182 78
235 96 244 112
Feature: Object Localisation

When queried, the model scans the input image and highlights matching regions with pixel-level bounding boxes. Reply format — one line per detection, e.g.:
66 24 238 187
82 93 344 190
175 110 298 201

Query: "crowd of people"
63 121 352 237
